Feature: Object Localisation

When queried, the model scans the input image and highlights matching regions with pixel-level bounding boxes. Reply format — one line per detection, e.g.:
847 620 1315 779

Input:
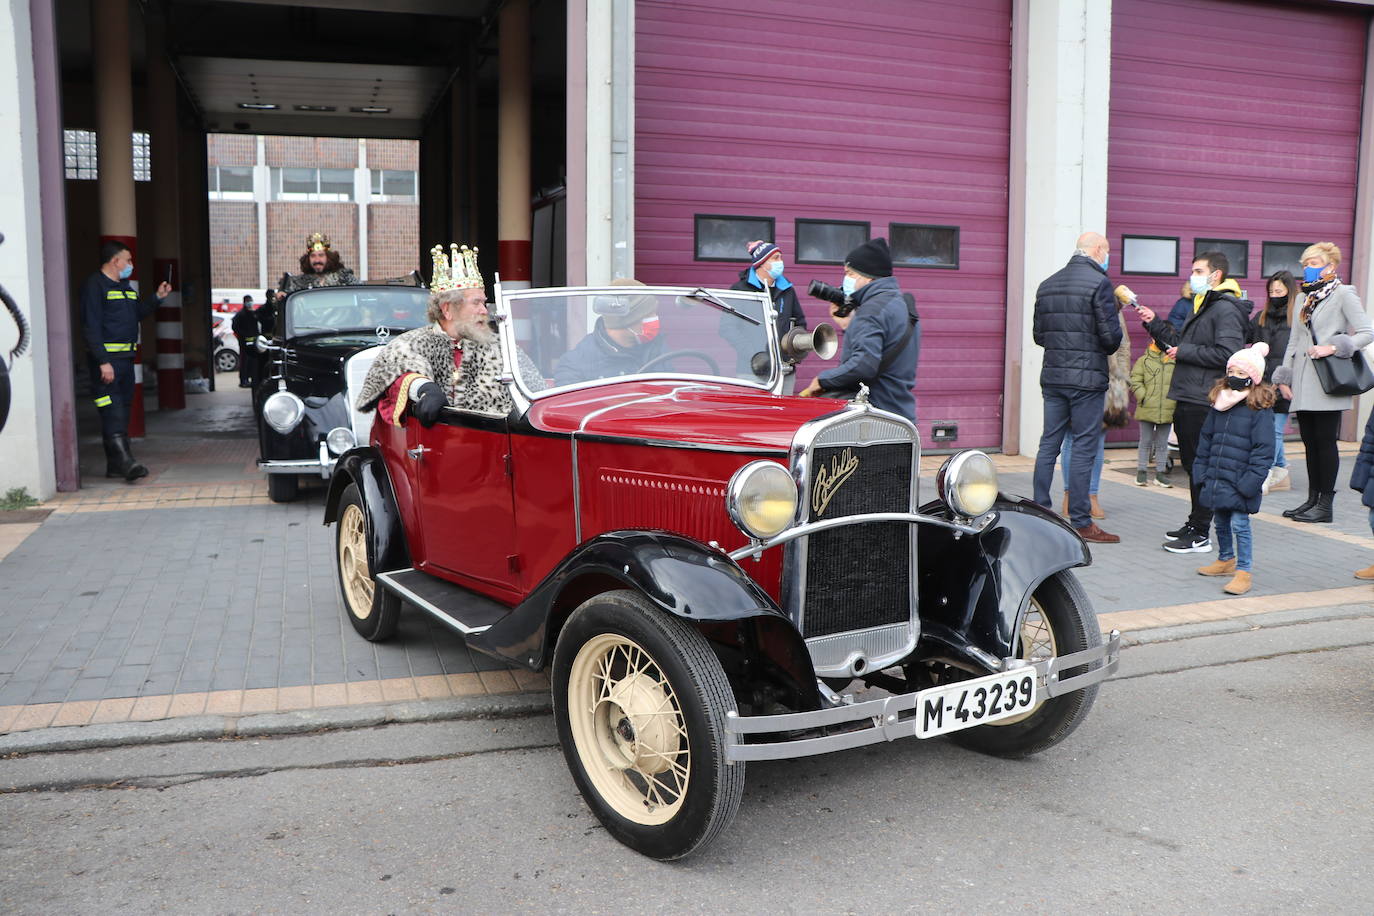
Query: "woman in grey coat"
1273 242 1374 522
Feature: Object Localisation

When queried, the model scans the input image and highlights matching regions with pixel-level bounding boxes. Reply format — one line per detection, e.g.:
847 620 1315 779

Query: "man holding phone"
79 240 172 481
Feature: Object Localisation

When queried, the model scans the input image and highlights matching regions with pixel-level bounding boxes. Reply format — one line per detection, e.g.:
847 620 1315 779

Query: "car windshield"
285 287 430 337
502 287 775 396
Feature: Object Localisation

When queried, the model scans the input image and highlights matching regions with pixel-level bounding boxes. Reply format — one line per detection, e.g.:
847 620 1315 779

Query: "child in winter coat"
1190 342 1276 596
1129 341 1176 487
1347 407 1374 580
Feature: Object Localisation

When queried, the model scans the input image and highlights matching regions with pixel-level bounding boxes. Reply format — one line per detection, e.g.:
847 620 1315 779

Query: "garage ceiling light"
350 106 392 114
237 102 279 110
294 105 337 112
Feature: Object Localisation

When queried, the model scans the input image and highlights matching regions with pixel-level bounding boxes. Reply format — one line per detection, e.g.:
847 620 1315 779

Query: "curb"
0 692 551 757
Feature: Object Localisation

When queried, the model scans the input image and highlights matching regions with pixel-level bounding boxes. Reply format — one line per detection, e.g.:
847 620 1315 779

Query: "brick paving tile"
205 690 244 716
167 693 209 717
447 673 485 696
9 703 61 732
312 683 349 708
0 705 21 733
128 695 172 722
239 688 279 714
49 700 99 728
345 681 383 706
89 697 137 725
380 678 419 702
478 670 519 694
276 685 314 711
413 674 454 699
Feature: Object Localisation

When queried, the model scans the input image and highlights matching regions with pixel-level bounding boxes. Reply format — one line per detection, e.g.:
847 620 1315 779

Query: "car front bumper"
257 441 335 479
723 630 1121 762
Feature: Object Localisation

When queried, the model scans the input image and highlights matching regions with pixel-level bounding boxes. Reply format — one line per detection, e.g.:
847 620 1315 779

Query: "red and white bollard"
153 258 185 410
129 345 146 439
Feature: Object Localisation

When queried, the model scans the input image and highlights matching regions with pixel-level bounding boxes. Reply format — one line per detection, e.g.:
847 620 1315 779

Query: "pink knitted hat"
1227 341 1269 386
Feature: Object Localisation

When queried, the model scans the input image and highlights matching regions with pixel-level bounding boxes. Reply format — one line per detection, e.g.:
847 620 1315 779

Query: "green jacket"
1130 346 1176 424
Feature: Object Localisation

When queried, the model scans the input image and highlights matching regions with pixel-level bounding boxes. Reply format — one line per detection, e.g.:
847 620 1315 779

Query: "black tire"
334 482 400 641
551 590 744 860
215 348 239 373
267 473 299 503
951 570 1102 759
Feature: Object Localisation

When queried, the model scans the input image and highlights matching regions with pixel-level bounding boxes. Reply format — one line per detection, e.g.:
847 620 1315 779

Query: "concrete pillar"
567 0 634 286
147 10 185 410
1003 0 1112 455
0 0 57 499
498 0 532 289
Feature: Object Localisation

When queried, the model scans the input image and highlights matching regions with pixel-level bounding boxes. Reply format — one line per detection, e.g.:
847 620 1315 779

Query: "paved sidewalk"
2 386 1372 749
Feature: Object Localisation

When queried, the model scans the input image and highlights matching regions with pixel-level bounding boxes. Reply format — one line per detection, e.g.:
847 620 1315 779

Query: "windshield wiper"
681 289 761 325
291 326 340 334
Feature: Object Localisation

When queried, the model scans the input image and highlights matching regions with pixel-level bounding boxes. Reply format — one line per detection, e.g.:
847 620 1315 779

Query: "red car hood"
525 380 843 452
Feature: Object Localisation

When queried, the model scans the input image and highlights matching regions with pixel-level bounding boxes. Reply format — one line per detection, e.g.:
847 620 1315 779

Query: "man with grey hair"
356 244 543 425
1030 231 1123 544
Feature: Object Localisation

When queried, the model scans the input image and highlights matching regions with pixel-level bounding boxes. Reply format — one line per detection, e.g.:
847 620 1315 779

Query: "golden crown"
430 243 483 292
307 232 331 252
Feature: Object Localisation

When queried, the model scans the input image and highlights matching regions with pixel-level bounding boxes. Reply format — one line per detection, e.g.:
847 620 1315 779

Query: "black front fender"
323 447 411 575
468 530 821 710
917 495 1089 667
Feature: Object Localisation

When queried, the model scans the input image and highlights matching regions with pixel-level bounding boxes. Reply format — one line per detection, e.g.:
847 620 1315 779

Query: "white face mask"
841 276 857 297
767 260 784 279
1189 273 1211 295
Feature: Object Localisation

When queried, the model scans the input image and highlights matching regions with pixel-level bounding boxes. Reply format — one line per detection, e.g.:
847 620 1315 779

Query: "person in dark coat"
1167 280 1194 332
1347 403 1374 580
1136 250 1250 554
797 237 918 421
1029 231 1122 543
1249 271 1295 493
729 240 808 393
553 278 665 386
1190 342 1276 596
231 294 259 388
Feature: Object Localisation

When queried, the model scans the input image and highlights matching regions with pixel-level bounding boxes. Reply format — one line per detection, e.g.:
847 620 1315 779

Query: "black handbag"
1307 319 1374 396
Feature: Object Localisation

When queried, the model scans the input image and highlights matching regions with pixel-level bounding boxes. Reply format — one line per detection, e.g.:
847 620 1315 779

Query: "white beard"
456 315 496 346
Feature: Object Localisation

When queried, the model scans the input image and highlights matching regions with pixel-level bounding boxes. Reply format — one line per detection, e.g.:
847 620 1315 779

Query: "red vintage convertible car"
324 283 1119 860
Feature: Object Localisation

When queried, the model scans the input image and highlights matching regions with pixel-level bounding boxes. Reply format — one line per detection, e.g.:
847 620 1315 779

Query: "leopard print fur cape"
355 323 546 417
279 268 359 293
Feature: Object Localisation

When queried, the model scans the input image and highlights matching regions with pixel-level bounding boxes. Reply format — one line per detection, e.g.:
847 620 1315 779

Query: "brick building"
207 134 419 303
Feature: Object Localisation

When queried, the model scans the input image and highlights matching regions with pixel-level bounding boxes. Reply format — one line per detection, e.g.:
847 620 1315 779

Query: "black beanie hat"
845 237 892 279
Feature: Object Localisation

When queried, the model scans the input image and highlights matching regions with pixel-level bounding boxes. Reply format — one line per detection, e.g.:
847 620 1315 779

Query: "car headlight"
726 460 798 540
263 391 305 434
937 450 999 519
326 426 356 455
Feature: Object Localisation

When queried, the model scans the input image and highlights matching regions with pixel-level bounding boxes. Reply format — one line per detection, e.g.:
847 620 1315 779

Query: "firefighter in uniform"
231 294 259 388
80 241 171 481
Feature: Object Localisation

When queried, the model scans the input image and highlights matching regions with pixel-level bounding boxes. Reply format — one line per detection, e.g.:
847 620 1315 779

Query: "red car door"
406 412 522 601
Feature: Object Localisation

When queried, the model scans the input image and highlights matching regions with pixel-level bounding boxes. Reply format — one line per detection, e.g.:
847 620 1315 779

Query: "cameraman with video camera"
798 237 919 420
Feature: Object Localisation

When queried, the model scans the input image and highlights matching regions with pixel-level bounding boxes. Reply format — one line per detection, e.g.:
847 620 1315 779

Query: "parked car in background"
323 282 1121 860
255 284 430 502
211 313 239 373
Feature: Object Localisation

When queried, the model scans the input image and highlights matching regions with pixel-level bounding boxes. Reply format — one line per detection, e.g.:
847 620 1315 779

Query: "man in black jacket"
231 294 259 388
1136 251 1249 553
1031 232 1122 543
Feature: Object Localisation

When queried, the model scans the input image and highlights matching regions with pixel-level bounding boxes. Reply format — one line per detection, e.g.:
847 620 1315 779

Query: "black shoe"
1166 522 1191 539
1292 491 1333 523
1163 526 1212 554
1283 490 1317 519
108 434 148 482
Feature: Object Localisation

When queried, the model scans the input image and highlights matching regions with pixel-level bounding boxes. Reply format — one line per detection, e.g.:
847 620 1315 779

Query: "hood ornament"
849 383 871 407
375 326 391 341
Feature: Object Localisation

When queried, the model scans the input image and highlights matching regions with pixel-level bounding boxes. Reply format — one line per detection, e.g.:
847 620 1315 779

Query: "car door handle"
406 446 429 460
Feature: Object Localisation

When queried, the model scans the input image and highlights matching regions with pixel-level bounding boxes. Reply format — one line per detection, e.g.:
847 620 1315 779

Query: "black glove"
411 381 446 427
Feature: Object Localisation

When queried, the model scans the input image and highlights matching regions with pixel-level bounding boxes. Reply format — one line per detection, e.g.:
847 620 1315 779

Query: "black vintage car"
254 285 430 502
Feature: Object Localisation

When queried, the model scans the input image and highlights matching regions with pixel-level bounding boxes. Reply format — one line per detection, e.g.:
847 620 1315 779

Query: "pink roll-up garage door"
635 0 1012 448
1107 0 1369 441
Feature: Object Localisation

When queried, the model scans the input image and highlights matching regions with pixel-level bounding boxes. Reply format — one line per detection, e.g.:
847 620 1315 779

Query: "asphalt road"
2 615 1371 915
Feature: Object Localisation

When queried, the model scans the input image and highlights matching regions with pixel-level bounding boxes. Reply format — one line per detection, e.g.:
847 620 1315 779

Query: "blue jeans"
1273 412 1288 469
1034 387 1105 529
1061 430 1105 495
1214 510 1253 571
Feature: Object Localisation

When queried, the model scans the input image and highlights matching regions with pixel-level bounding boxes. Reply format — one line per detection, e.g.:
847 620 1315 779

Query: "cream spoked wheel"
567 633 690 825
339 503 374 621
334 482 400 641
951 570 1102 758
551 591 745 860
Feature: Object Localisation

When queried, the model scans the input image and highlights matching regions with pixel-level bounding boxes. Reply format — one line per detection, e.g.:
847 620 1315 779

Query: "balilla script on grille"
811 446 860 516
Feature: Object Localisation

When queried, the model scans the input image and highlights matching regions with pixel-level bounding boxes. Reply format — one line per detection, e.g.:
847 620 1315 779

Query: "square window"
279 167 317 196
1193 238 1248 278
889 224 959 269
382 169 415 197
693 214 774 262
1120 235 1179 276
795 219 869 265
1261 241 1311 280
319 168 354 198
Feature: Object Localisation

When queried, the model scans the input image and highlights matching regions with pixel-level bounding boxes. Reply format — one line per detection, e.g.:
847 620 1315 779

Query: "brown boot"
1075 522 1120 544
1355 565 1374 580
1090 494 1105 519
1197 558 1237 577
1223 571 1252 595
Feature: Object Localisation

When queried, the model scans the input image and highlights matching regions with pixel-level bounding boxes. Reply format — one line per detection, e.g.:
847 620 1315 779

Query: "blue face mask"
767 260 784 280
841 276 857 297
1101 254 1110 270
118 264 133 280
1189 273 1210 295
1303 265 1326 283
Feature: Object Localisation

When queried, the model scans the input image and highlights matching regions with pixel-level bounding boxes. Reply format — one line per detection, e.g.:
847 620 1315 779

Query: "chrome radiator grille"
786 411 919 676
344 347 383 445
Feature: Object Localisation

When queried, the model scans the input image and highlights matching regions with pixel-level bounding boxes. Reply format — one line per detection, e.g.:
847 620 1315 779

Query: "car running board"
375 569 510 636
